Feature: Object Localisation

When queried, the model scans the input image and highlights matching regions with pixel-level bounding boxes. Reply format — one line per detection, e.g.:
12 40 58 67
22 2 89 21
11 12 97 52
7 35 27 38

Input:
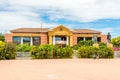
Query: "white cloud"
0 0 120 34
4 0 120 21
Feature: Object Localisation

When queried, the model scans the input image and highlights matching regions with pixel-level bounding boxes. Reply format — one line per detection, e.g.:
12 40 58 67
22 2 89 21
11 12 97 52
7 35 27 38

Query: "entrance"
55 36 67 47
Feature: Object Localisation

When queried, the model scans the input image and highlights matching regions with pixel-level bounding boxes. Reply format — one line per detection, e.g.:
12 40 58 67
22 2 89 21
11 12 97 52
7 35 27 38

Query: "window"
23 37 30 44
77 37 83 43
86 37 92 41
33 37 40 45
97 37 101 42
13 36 21 45
55 36 66 41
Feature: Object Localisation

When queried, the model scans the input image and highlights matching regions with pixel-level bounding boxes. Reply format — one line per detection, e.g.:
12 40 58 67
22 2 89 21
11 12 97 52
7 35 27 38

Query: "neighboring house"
5 25 107 46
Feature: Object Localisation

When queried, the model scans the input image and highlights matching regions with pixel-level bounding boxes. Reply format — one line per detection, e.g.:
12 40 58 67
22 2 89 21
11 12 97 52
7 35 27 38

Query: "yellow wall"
13 33 40 36
48 25 73 46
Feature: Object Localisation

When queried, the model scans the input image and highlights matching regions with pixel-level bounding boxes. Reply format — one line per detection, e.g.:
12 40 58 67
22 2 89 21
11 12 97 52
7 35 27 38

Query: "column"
66 36 69 45
83 37 86 41
49 36 52 45
21 37 23 45
30 37 33 45
92 37 94 41
70 36 73 46
53 36 55 45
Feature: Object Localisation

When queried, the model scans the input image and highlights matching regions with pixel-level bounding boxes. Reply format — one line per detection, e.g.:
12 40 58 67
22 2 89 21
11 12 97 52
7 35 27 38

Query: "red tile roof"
10 28 101 34
74 29 101 34
11 28 49 33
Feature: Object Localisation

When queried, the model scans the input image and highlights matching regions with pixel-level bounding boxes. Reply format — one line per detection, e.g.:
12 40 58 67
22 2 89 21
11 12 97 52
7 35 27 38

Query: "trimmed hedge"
31 45 73 59
53 46 73 58
78 45 114 58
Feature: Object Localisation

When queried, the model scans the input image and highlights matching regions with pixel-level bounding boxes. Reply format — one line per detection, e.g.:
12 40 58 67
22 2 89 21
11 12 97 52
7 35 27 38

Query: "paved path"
0 59 120 80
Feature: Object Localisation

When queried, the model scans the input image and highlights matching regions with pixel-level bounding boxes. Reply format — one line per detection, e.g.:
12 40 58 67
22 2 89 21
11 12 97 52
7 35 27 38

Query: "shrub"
31 45 55 59
78 46 94 58
77 45 114 58
31 45 73 59
0 41 5 59
72 45 79 50
54 46 73 58
4 42 16 59
0 42 16 60
16 44 32 52
0 33 4 41
98 46 114 58
78 40 94 47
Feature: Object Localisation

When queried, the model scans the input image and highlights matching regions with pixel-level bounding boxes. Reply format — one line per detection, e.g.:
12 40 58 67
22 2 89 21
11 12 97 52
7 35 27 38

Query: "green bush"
0 33 4 41
98 46 114 58
0 41 5 59
0 41 16 60
78 40 94 47
54 46 73 58
31 45 54 59
4 42 16 59
78 45 114 58
78 46 94 58
72 45 79 50
16 44 32 52
31 45 73 59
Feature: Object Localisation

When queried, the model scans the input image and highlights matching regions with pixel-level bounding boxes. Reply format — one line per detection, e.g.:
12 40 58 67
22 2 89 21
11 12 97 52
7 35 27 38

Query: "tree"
0 33 4 41
111 36 120 47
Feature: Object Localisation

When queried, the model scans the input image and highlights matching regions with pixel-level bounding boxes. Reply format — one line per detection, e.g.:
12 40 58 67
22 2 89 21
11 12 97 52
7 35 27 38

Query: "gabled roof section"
49 25 73 31
11 28 49 33
74 29 101 34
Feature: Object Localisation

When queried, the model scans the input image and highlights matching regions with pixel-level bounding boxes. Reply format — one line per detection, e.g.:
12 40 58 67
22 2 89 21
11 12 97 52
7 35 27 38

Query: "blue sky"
0 0 120 37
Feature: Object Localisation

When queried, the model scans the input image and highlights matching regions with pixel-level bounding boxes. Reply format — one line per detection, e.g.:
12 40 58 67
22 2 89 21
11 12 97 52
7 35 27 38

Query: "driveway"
0 59 120 80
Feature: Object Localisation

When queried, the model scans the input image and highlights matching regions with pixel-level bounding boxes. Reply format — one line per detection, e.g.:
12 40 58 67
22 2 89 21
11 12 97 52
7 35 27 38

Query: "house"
5 25 107 46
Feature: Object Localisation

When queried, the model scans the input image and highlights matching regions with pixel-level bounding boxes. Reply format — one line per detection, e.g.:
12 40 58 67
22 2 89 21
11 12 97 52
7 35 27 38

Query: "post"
53 36 55 45
21 37 23 45
83 37 86 41
30 37 33 45
66 36 69 45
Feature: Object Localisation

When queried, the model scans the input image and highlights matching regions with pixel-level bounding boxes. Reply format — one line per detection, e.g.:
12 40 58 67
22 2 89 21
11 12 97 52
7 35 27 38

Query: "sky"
0 0 120 37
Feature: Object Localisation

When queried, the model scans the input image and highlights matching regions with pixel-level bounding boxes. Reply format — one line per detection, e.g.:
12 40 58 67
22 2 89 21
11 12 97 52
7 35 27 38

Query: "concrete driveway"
0 59 120 80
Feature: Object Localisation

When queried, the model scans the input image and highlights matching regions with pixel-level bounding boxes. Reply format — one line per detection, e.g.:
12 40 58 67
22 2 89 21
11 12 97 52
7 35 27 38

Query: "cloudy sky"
0 0 120 37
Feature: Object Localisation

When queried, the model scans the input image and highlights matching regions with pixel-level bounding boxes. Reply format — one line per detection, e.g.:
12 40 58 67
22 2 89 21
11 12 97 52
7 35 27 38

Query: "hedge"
31 45 73 59
78 45 114 58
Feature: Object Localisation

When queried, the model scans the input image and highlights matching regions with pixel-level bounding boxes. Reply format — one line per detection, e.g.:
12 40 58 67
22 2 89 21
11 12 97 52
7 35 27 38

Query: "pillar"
66 36 69 45
70 36 73 46
53 36 55 45
21 37 23 45
83 37 86 41
30 37 33 45
49 36 52 45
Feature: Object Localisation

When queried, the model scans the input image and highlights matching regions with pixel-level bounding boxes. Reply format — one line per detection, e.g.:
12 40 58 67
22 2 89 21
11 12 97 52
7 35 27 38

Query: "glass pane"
23 37 30 44
33 37 40 45
13 36 21 45
77 37 83 43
